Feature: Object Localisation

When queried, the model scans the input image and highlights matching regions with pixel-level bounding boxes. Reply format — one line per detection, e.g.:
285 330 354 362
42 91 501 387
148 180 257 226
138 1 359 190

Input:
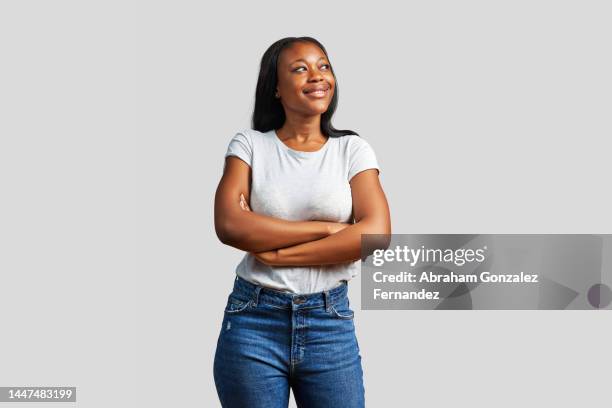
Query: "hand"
252 249 279 266
326 222 351 235
239 193 251 211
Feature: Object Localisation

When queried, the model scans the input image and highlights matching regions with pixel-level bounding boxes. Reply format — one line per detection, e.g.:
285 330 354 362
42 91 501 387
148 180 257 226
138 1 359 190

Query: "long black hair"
252 36 359 138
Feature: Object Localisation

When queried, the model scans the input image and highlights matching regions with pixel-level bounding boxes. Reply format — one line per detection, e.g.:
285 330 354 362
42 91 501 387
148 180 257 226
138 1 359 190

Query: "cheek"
277 76 299 94
287 87 309 105
280 82 304 98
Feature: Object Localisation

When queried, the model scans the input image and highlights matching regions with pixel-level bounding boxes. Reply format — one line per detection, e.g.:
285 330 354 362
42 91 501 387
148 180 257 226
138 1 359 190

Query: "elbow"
215 212 253 251
360 216 392 254
215 217 237 246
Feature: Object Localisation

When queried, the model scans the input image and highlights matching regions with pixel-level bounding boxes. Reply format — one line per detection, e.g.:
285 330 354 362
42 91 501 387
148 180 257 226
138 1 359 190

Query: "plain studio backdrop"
1 1 611 407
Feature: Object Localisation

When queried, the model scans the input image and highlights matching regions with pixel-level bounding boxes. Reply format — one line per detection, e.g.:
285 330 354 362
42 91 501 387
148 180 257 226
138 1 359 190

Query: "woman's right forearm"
216 210 333 253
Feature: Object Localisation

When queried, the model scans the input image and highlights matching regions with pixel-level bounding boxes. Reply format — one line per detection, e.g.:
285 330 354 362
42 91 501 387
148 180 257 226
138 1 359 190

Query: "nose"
308 67 324 82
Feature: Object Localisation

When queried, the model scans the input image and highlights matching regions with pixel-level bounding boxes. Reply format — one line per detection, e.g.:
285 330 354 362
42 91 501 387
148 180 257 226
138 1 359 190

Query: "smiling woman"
277 49 335 113
213 36 391 408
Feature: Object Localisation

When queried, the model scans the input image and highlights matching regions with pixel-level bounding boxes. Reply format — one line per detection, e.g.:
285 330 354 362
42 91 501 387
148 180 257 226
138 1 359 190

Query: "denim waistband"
231 275 349 311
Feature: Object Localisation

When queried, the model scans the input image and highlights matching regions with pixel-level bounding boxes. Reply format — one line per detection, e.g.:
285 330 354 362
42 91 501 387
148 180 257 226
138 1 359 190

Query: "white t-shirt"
224 128 381 294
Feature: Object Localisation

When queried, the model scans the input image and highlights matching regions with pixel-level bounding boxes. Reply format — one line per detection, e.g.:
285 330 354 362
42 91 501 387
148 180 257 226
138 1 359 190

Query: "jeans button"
293 296 306 304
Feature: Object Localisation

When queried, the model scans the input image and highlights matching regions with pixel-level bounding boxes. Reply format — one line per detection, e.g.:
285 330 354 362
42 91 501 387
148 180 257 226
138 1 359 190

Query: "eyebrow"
289 57 328 64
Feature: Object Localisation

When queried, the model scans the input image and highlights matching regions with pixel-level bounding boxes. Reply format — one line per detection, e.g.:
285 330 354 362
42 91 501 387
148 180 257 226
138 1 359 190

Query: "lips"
303 84 331 94
302 84 331 99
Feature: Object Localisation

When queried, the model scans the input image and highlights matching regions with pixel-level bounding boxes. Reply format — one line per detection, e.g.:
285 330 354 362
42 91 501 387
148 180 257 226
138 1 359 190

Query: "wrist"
277 247 292 265
321 222 332 237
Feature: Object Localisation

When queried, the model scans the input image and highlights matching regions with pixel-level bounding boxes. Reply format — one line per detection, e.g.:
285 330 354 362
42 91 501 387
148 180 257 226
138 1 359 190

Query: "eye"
292 64 330 73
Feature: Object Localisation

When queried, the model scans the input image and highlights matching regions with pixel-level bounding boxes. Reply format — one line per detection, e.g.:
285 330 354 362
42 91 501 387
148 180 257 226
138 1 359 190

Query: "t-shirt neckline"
270 129 330 156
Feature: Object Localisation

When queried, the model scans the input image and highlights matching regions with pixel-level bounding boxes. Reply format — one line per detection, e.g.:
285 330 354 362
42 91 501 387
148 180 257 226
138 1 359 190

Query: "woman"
213 36 391 407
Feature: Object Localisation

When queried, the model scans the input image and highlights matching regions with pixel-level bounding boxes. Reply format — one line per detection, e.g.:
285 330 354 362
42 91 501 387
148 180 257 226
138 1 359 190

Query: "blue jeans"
214 275 365 407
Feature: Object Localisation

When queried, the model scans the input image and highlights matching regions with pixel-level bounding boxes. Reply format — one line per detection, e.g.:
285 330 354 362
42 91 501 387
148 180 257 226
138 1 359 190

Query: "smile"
303 89 329 98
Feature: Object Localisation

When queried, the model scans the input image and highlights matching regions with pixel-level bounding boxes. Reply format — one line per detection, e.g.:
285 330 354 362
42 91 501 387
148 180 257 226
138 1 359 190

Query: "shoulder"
334 134 376 153
234 128 269 140
228 128 274 148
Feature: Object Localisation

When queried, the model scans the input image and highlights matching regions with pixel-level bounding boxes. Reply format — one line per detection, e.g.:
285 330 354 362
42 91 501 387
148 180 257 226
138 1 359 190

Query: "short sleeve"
348 136 380 182
224 131 252 167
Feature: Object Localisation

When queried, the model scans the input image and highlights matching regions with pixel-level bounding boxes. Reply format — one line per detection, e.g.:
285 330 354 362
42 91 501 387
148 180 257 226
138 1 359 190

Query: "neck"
277 114 324 141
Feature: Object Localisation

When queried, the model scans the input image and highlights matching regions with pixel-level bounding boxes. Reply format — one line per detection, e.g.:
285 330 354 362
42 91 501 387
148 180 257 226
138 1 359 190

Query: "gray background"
1 1 610 407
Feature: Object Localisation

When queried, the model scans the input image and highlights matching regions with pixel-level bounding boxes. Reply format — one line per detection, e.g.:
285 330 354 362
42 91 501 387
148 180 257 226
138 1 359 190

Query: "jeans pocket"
330 298 355 320
224 295 253 314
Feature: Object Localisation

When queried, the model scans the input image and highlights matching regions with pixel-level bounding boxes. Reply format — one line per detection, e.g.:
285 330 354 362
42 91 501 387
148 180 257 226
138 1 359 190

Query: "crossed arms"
214 156 391 266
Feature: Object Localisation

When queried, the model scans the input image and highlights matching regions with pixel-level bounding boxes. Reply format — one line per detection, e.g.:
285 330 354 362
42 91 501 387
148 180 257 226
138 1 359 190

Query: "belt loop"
324 289 331 313
252 286 262 307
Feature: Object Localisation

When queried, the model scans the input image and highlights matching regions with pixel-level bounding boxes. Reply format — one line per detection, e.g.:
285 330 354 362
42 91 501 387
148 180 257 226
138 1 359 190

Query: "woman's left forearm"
274 217 390 266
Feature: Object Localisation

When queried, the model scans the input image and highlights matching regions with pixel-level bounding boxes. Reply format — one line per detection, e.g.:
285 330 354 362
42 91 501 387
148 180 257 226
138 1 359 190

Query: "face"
275 42 336 117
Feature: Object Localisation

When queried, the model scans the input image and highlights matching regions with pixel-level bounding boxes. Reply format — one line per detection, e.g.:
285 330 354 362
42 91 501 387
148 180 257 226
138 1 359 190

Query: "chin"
291 101 331 116
303 109 329 117
305 103 331 115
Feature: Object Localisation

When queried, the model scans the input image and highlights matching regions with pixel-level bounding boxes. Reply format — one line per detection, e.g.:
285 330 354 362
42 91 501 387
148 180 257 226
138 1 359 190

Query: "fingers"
240 193 251 211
